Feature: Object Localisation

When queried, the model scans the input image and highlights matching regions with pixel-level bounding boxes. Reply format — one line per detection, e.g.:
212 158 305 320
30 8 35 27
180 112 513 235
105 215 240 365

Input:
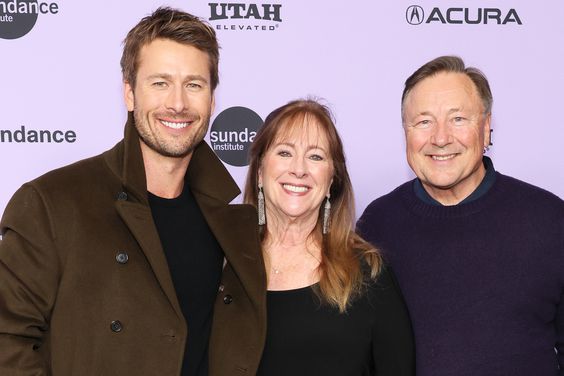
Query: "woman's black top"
256 267 415 376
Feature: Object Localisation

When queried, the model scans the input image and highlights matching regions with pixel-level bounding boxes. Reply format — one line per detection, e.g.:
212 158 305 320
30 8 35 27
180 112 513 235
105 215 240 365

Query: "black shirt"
256 267 415 376
149 182 224 376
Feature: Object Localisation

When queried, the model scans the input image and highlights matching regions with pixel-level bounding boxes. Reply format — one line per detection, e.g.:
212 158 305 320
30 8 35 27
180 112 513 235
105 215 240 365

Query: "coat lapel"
107 113 184 321
188 143 266 306
194 194 266 306
106 116 264 323
115 201 184 320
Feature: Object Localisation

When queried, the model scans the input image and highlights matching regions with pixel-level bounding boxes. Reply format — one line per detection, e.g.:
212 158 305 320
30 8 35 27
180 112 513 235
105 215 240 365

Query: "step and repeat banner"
1 1 563 217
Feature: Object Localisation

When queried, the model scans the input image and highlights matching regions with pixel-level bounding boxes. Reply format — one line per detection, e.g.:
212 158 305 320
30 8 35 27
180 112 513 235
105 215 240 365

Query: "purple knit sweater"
357 172 564 375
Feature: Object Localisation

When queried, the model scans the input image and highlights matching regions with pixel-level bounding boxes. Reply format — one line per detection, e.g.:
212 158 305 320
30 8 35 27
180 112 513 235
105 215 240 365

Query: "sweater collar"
413 156 497 206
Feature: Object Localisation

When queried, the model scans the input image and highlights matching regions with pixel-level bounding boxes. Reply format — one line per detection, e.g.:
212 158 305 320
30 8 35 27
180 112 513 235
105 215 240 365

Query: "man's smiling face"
403 72 491 203
124 38 215 158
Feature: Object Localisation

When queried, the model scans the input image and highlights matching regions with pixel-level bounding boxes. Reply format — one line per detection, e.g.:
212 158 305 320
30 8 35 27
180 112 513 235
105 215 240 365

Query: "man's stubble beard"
133 107 211 158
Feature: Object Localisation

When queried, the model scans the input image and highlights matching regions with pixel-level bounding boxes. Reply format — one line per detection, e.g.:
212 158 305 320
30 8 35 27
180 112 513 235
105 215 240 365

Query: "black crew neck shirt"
257 268 415 375
148 183 224 376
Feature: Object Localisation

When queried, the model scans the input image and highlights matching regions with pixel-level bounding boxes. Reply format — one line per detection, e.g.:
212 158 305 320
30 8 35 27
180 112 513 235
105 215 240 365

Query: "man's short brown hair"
401 56 493 122
120 7 219 90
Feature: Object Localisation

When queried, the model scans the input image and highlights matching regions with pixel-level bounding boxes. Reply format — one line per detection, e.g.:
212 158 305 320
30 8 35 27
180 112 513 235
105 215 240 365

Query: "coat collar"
104 113 264 324
106 111 241 205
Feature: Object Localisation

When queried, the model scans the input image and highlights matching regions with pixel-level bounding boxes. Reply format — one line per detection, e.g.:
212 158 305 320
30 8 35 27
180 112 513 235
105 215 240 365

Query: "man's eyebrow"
414 111 433 117
145 74 209 83
184 74 209 83
413 108 465 117
146 73 173 81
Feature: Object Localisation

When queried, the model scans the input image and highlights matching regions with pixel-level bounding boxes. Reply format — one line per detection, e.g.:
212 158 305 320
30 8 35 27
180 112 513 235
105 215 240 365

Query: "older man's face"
403 72 491 205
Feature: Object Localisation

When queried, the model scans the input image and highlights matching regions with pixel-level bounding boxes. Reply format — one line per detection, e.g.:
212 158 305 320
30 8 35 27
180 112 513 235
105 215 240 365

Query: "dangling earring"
322 194 331 235
258 183 266 226
483 145 490 154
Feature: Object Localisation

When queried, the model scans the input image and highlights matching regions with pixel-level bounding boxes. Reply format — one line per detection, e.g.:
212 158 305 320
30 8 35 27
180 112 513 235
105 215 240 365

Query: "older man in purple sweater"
357 56 564 375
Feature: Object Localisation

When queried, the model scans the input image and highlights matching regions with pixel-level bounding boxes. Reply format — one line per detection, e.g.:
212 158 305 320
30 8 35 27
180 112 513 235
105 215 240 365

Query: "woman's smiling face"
259 118 334 225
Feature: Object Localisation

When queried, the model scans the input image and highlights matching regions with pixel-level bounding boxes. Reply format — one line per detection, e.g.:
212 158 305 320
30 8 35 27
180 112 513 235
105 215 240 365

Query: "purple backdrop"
1 1 563 218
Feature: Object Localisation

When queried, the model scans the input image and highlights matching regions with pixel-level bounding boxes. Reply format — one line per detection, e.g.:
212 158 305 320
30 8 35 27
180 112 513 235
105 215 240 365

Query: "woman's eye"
277 151 291 157
309 154 324 161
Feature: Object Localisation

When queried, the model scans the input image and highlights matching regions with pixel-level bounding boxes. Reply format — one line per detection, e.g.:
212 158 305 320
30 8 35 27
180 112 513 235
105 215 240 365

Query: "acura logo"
406 5 424 25
404 5 522 25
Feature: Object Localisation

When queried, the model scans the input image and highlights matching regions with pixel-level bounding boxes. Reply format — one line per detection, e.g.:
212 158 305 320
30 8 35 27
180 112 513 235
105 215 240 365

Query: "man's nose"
165 86 188 113
430 120 453 147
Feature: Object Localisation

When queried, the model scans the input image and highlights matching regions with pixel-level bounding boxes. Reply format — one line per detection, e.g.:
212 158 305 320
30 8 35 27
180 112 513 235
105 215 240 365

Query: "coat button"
116 191 128 201
218 285 225 292
223 294 233 304
110 320 123 333
116 251 129 264
162 329 178 343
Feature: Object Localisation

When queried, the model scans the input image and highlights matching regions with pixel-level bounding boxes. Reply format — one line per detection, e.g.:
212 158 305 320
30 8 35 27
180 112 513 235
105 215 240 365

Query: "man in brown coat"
0 7 266 376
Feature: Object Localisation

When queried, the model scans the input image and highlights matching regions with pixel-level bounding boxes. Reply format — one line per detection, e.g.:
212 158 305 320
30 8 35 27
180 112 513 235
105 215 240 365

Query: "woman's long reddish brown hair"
244 99 382 312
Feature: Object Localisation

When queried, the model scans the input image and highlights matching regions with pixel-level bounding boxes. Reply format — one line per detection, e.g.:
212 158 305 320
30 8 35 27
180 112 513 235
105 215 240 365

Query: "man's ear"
483 113 492 147
124 81 135 112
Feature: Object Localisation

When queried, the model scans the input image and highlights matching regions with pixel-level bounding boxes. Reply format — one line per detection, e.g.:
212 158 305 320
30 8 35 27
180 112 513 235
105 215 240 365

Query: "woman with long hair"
245 99 414 375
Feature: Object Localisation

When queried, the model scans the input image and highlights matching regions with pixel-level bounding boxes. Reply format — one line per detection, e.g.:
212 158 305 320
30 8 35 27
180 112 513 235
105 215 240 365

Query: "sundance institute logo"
208 3 282 32
210 106 263 166
0 0 59 39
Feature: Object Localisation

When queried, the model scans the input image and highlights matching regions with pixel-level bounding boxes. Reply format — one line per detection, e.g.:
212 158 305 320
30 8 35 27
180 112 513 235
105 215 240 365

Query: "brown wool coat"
0 114 267 376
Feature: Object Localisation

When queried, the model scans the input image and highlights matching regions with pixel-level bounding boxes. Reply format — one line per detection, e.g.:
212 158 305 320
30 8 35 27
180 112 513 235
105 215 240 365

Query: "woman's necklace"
266 247 321 275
